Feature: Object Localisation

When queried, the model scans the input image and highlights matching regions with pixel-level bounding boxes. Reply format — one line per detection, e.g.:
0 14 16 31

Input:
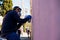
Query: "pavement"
20 32 31 40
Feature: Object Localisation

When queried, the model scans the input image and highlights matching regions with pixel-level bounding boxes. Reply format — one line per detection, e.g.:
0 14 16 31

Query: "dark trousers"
5 32 20 40
18 30 21 38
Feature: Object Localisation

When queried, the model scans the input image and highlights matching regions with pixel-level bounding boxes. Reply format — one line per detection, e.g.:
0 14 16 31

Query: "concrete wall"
32 0 60 40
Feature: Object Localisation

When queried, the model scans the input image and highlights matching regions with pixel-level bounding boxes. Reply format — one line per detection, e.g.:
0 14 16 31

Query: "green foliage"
1 0 13 16
0 6 2 16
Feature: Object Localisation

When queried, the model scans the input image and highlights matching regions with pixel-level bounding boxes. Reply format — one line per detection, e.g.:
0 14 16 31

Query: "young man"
1 6 32 40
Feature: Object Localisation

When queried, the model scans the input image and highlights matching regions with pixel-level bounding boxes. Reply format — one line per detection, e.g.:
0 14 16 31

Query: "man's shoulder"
9 10 14 13
11 10 17 14
8 10 17 15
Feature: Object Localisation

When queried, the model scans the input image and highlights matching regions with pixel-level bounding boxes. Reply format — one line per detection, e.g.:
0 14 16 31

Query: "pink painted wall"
32 0 60 40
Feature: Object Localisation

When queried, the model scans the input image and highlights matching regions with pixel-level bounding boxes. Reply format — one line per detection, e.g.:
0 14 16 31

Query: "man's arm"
13 11 32 29
17 16 31 29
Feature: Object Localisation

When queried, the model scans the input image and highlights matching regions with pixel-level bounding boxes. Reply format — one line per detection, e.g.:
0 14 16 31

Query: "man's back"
1 10 20 36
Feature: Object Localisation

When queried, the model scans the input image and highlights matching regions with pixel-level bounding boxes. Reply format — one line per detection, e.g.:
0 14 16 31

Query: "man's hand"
25 15 32 21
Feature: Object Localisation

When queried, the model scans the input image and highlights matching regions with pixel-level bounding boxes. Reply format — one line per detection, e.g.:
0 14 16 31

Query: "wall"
32 0 60 40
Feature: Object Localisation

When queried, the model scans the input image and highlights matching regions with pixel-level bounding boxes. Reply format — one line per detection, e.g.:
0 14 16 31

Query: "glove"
25 15 32 21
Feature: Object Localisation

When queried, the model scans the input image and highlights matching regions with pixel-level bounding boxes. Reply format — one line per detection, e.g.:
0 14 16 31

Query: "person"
1 6 32 40
26 27 30 38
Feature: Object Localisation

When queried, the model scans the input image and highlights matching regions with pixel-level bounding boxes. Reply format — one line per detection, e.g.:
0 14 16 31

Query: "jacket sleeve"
13 11 31 29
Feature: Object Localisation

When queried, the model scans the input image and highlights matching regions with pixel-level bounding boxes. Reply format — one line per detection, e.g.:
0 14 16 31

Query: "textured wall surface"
32 0 60 40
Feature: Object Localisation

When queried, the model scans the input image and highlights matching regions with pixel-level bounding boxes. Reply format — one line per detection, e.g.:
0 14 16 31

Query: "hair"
13 6 22 10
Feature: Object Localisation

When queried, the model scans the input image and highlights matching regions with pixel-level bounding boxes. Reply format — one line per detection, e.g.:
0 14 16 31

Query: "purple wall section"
32 0 60 40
